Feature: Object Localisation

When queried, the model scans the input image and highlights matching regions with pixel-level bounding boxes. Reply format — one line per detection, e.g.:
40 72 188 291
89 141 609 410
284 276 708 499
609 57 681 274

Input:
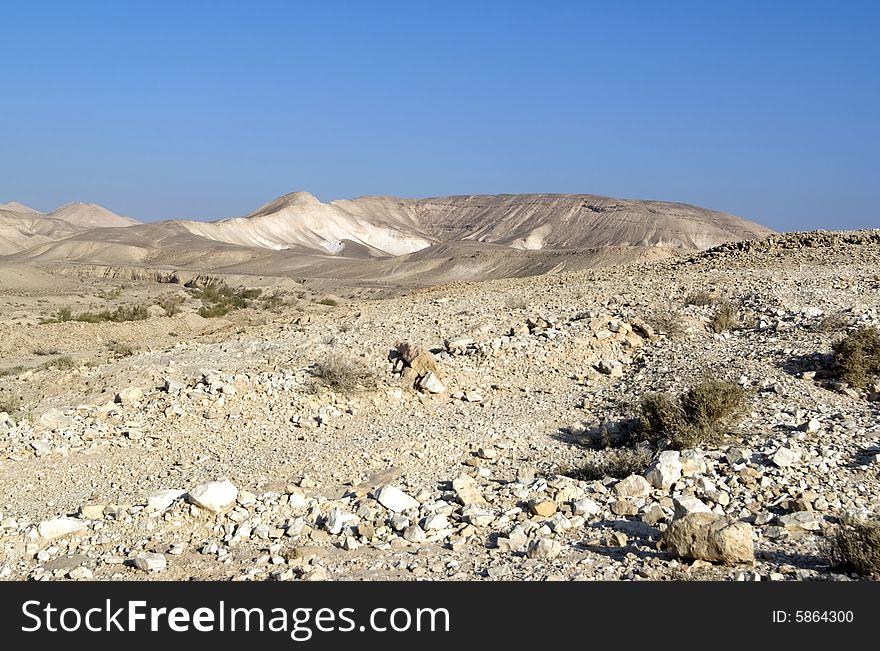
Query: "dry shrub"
639 379 746 449
684 290 716 306
313 353 378 392
569 446 653 481
825 516 880 575
832 326 880 388
709 301 740 333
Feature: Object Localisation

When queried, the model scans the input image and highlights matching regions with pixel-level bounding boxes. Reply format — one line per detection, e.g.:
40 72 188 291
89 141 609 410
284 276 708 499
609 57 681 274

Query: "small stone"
146 489 187 512
132 553 167 572
680 450 707 476
423 513 449 531
187 479 239 513
644 451 683 490
376 485 420 512
418 372 446 394
642 503 667 525
771 447 801 468
614 474 651 498
67 566 93 580
662 513 754 564
452 476 487 506
673 496 712 519
596 359 624 377
79 504 105 520
572 498 600 517
114 387 144 405
403 525 426 543
530 499 557 517
38 517 88 541
527 538 563 560
799 419 821 434
778 511 824 533
610 499 639 516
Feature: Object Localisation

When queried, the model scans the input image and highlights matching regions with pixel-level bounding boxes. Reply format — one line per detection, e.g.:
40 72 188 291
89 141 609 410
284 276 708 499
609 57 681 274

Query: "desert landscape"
0 193 877 581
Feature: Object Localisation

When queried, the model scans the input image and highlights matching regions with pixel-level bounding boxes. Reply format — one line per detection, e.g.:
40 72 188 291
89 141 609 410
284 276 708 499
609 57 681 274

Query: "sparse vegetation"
684 290 716 306
646 308 686 339
32 346 61 356
814 312 849 333
190 283 261 317
106 340 135 358
567 446 653 481
638 379 746 449
198 303 231 318
159 295 185 316
708 300 740 333
312 353 378 392
40 355 76 370
316 296 338 307
825 515 880 576
832 326 880 388
41 304 149 324
0 395 22 414
0 366 26 378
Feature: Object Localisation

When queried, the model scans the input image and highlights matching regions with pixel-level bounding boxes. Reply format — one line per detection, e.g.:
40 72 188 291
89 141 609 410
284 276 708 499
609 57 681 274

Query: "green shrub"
198 304 230 318
316 297 338 307
191 283 261 314
639 379 746 449
832 326 880 388
825 516 880 575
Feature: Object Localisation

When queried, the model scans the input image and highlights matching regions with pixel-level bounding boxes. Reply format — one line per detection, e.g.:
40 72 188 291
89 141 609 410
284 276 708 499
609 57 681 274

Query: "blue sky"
1 1 877 230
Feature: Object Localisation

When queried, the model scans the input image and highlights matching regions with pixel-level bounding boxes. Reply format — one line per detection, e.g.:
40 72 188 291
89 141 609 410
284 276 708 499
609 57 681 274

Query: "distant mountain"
169 191 771 256
0 192 773 282
47 202 139 228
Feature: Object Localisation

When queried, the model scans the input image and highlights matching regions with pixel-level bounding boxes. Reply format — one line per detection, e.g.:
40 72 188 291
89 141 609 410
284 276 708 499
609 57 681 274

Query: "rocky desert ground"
1 226 879 582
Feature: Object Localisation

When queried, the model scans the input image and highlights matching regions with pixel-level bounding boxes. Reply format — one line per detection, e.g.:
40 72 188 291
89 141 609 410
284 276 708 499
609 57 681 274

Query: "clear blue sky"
1 1 877 230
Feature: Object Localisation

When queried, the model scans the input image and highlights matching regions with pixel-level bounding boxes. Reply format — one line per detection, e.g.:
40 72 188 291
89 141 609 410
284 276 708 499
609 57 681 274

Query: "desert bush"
568 446 653 481
54 307 72 322
832 326 880 388
708 301 740 333
198 304 230 318
825 516 880 575
316 296 338 307
646 308 686 339
639 379 746 449
0 395 22 414
813 312 849 334
0 366 26 378
191 283 261 315
106 340 135 358
32 347 61 356
684 290 716 306
313 353 378 392
160 295 185 316
41 355 76 370
111 304 148 322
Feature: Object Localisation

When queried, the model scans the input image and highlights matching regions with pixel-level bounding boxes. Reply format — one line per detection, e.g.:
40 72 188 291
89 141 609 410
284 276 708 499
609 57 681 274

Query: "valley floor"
0 235 878 581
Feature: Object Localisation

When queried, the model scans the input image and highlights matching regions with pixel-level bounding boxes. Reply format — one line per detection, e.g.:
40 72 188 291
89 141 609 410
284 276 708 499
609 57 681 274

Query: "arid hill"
0 192 772 289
